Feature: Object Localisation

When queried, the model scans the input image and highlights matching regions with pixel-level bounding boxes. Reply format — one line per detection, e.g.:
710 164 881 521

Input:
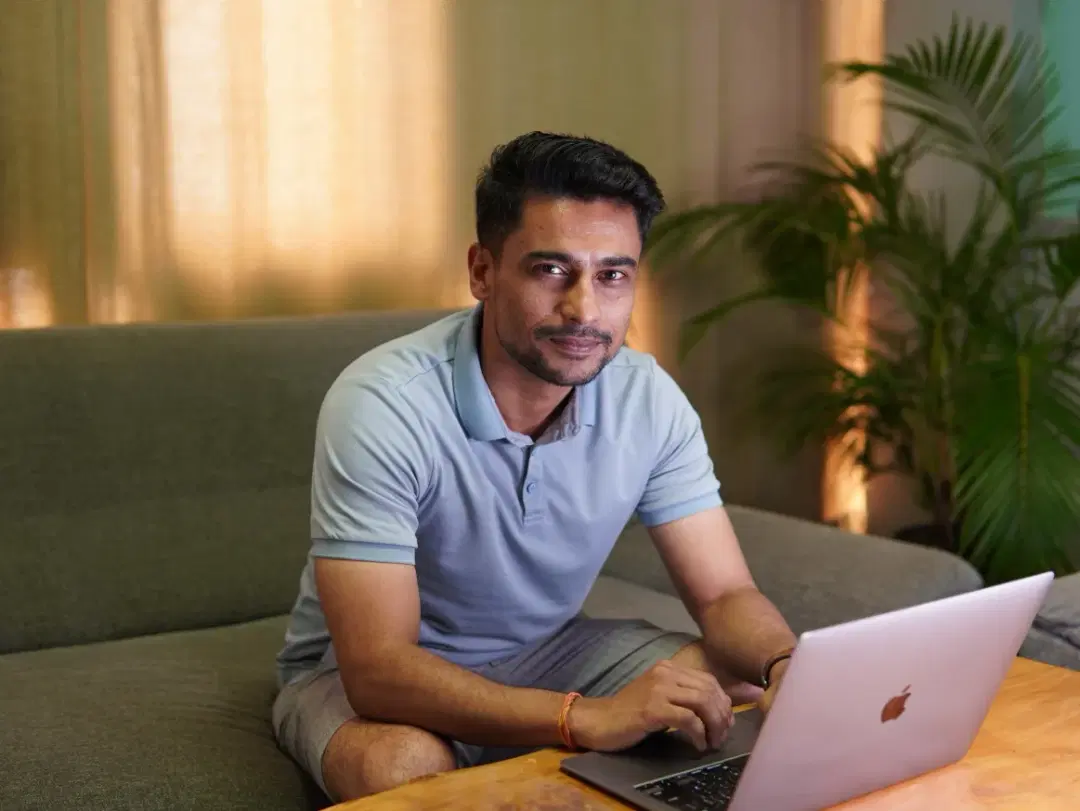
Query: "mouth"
548 336 604 359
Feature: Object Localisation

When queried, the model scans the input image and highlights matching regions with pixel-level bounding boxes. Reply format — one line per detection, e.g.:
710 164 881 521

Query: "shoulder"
318 309 467 447
332 309 465 393
323 310 467 411
600 344 695 419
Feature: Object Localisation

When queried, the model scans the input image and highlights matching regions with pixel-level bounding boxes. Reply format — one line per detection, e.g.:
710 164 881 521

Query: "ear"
467 243 496 302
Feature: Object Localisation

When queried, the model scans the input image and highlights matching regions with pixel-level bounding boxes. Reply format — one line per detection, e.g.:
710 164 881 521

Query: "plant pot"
893 522 961 554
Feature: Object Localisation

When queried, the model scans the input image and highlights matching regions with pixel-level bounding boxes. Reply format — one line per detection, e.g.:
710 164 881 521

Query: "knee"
356 730 456 796
323 723 457 801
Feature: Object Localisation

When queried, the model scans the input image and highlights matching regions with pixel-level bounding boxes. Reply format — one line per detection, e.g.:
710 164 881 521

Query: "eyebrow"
522 250 638 268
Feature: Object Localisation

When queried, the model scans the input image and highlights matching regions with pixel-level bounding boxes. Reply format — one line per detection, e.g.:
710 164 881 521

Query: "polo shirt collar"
453 304 598 442
453 305 506 441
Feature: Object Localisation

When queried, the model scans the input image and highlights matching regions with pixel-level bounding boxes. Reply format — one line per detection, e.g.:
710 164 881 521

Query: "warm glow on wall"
821 0 884 533
627 270 658 355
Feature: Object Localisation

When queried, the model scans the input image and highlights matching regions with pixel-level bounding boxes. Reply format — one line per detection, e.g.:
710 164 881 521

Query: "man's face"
469 196 640 387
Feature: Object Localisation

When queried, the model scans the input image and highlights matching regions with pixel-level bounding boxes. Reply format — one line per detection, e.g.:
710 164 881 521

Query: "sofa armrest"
1020 626 1080 670
601 504 984 635
1020 572 1080 671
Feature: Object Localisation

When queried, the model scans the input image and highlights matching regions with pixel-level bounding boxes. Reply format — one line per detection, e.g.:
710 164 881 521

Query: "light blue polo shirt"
275 305 722 687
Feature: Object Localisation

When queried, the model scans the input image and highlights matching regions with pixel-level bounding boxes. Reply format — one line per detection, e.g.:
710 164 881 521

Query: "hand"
568 659 733 753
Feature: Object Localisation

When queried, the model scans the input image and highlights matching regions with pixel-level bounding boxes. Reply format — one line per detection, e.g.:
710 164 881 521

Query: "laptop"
561 571 1054 811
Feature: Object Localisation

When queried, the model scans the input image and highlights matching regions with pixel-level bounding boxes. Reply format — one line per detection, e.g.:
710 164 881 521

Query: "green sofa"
0 309 1062 811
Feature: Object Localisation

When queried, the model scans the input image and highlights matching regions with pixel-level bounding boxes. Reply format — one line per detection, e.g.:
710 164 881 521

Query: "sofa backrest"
0 309 456 654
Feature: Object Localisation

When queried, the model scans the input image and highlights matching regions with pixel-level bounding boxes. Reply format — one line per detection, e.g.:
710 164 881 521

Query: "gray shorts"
271 617 696 795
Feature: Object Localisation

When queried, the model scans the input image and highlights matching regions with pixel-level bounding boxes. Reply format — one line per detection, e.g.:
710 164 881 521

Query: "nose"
558 277 600 325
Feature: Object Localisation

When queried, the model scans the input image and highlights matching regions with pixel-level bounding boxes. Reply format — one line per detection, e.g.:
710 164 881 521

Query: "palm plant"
646 17 1080 584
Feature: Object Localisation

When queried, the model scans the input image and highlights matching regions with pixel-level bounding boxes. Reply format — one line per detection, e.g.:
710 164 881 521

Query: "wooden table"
334 658 1080 810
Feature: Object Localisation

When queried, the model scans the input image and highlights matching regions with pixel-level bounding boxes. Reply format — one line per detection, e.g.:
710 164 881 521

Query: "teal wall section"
1040 0 1080 215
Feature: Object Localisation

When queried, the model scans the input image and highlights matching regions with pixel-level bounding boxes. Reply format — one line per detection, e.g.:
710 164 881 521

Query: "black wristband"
761 648 793 688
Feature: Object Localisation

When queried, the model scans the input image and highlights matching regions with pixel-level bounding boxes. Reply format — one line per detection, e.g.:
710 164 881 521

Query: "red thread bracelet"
558 691 583 750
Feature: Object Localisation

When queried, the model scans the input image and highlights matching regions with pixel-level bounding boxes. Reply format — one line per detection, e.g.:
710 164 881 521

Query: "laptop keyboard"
635 754 749 811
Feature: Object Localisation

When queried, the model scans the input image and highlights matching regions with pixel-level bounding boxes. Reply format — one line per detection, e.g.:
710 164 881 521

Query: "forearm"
700 586 797 685
341 643 566 748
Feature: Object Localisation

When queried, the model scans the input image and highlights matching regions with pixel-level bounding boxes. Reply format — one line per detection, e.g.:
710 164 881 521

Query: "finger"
668 685 733 750
671 664 729 700
726 681 765 707
670 670 734 735
662 705 708 752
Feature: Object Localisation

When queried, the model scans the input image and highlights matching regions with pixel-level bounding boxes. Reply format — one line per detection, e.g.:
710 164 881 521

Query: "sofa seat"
0 577 702 811
0 616 324 811
0 576 697 811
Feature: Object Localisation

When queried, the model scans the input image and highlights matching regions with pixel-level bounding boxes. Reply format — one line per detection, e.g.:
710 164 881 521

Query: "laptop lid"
727 571 1054 811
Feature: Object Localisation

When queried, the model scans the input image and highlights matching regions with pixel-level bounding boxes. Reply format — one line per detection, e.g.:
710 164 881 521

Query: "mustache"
534 325 612 343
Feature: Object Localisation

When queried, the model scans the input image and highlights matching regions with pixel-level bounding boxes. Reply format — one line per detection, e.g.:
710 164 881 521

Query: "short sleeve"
309 381 427 564
635 362 723 527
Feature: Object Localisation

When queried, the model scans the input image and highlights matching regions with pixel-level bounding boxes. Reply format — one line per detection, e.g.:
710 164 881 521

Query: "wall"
1041 0 1080 216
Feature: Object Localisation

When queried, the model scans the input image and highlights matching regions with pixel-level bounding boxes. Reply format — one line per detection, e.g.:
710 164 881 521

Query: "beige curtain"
2 0 452 327
2 0 844 521
2 0 689 348
0 1 87 327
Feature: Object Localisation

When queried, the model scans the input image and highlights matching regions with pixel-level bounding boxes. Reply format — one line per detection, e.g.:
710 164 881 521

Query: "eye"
599 269 628 283
535 262 568 276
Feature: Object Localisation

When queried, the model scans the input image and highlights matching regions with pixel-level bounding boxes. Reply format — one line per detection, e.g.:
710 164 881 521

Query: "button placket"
521 448 544 523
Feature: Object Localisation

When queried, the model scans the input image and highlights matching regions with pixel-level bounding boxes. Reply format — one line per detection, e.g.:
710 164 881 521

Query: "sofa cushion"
0 309 455 654
602 505 984 635
0 616 325 811
1 489 310 656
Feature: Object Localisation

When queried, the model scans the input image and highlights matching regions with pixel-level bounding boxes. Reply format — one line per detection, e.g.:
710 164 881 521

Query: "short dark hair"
475 131 666 256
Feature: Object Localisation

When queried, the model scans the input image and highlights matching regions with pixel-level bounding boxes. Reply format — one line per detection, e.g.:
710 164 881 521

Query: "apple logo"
880 685 911 723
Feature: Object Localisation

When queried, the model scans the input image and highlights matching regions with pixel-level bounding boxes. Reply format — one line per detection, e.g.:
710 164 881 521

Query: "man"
272 132 797 802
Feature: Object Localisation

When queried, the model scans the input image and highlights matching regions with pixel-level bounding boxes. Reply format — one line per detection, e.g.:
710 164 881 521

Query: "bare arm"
649 505 797 686
316 556 567 747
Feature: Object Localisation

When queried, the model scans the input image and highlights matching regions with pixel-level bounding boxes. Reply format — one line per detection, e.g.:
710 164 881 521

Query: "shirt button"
525 481 538 494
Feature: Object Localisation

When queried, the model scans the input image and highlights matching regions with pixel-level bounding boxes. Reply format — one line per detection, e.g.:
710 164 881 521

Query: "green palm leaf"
839 16 1055 167
838 15 1080 221
952 348 1080 582
734 343 919 476
646 15 1080 582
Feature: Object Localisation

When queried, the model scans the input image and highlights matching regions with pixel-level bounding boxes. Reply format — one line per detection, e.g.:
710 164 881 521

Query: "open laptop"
561 571 1054 811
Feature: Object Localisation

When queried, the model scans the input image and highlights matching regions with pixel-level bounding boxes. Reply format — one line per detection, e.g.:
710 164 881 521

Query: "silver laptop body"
561 571 1054 811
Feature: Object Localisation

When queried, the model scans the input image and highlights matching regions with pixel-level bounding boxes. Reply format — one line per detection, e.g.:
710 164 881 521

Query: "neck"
478 320 571 439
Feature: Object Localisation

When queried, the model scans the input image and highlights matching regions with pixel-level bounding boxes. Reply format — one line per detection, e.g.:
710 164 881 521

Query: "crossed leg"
320 719 456 801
